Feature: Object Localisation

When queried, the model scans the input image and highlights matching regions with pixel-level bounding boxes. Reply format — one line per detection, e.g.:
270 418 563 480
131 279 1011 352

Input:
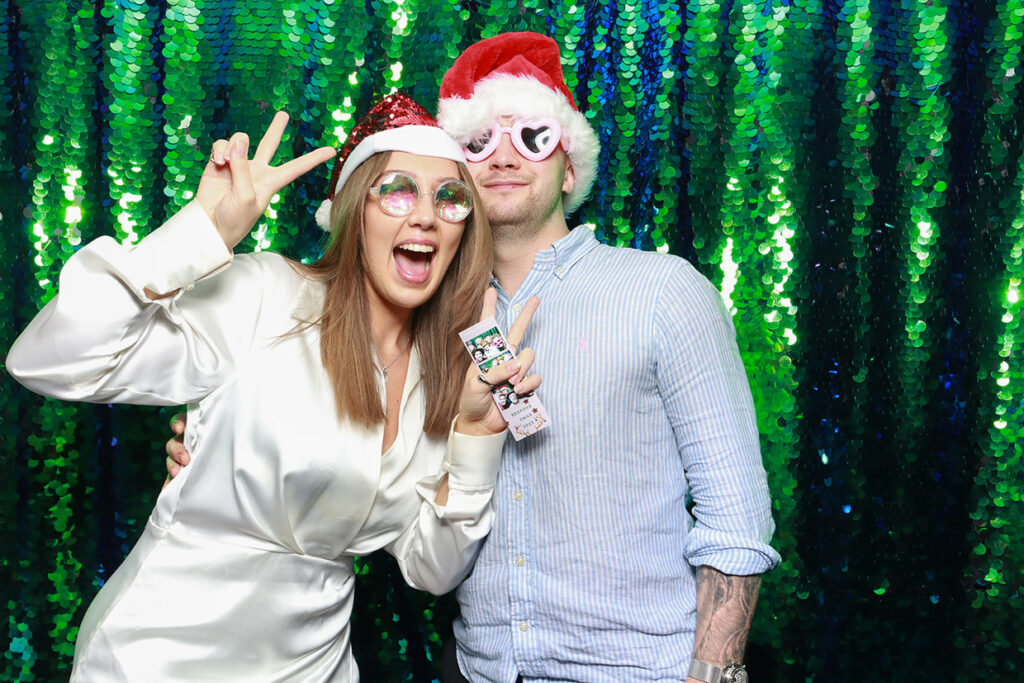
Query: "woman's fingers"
225 132 254 200
507 347 535 391
477 287 498 323
272 146 337 191
209 139 231 166
479 355 522 388
505 296 540 348
252 111 290 165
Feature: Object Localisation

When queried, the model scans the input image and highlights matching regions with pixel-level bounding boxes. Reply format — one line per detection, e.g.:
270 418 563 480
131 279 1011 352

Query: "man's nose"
488 131 521 169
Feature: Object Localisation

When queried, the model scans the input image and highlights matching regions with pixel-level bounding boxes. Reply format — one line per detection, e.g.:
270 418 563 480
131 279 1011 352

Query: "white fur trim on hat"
315 125 466 231
438 74 600 213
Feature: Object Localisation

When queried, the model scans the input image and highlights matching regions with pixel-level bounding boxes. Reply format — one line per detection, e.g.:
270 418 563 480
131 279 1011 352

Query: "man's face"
465 116 575 234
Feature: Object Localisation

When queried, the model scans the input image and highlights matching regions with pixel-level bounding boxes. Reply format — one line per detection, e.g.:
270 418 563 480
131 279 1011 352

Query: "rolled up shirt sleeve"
654 261 781 576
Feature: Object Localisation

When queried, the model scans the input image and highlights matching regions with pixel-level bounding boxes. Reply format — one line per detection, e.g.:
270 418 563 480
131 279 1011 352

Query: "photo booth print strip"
459 316 550 441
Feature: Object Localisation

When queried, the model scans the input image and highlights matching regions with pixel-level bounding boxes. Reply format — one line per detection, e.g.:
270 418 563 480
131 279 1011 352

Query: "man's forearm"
692 565 762 666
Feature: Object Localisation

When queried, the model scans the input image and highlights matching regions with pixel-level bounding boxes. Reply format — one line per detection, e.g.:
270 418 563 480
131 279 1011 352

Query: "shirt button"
556 267 565 276
513 491 523 501
519 622 529 632
515 556 525 567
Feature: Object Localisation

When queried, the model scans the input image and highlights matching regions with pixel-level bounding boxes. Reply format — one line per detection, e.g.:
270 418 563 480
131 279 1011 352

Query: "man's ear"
561 154 576 196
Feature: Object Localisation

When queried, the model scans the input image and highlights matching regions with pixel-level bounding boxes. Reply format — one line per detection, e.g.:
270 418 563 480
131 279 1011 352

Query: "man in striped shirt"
436 33 780 683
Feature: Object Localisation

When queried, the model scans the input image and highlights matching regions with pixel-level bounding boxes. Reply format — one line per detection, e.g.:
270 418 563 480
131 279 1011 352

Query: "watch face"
723 666 748 683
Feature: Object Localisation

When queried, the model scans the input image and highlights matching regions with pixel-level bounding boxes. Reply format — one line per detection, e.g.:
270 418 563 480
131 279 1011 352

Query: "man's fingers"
165 434 190 466
165 456 180 478
477 287 497 323
252 111 290 165
505 296 540 347
170 413 186 434
272 146 337 191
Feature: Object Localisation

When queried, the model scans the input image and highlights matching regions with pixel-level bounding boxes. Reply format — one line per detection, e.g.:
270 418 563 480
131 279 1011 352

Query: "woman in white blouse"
6 93 539 681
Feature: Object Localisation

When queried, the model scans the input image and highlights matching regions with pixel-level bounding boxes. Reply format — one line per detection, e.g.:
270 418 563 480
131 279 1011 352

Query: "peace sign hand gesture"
196 111 337 250
455 288 542 437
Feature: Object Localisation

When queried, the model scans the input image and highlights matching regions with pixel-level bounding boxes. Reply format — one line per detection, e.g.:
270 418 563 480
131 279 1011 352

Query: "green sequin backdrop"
1 0 1022 680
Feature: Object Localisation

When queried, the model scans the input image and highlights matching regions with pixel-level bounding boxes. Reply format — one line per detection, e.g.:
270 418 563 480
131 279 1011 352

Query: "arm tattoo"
693 565 762 665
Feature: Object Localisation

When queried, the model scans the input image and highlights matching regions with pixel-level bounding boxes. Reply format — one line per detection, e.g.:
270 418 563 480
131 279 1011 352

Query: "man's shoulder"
584 238 702 283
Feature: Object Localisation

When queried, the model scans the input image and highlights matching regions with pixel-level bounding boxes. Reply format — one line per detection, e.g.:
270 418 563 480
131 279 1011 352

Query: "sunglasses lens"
376 173 418 216
520 124 557 155
465 129 493 156
434 181 473 222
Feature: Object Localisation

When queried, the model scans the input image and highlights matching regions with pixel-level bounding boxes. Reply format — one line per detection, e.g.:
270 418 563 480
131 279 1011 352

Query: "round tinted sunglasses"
463 117 564 163
368 172 474 223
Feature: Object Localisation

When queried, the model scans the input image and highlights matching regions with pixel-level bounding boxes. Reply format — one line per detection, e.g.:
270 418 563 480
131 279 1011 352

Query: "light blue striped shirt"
454 226 780 682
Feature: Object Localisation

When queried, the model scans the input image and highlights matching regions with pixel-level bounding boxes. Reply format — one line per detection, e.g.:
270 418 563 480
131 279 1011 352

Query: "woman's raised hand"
197 112 336 250
455 288 542 437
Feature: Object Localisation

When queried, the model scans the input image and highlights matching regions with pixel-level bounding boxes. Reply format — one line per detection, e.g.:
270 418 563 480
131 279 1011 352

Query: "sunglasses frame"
368 171 474 223
462 117 565 163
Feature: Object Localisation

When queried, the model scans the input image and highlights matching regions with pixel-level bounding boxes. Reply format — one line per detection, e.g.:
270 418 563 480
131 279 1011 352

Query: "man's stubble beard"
485 204 546 246
483 188 563 248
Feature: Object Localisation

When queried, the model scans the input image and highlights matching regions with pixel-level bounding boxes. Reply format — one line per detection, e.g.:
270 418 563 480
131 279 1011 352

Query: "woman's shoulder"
203 251 325 316
232 252 318 286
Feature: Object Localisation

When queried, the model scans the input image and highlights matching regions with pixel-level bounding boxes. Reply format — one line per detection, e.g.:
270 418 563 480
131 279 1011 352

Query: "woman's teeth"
396 243 435 253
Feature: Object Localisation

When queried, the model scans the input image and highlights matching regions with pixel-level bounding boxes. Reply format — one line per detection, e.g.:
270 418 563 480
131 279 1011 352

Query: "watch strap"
688 659 723 683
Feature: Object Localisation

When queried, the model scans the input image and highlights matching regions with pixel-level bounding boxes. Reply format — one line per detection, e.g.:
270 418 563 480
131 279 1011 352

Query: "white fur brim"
438 75 600 213
336 126 465 199
315 198 333 231
318 125 466 232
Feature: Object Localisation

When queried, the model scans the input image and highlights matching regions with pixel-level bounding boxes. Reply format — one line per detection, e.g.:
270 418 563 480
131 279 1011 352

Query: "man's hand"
691 565 761 669
162 413 191 489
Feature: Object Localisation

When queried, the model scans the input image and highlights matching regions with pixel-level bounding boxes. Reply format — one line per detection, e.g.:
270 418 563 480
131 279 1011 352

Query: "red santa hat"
316 92 466 230
438 32 600 213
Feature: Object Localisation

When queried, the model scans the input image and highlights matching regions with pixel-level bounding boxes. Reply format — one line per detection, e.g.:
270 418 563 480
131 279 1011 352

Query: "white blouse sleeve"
386 427 507 595
6 201 264 406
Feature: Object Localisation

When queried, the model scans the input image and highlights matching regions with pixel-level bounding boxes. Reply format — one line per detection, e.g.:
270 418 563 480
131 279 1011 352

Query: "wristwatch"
688 658 748 683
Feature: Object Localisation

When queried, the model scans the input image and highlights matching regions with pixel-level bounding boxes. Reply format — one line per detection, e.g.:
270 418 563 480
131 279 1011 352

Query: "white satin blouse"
6 202 506 682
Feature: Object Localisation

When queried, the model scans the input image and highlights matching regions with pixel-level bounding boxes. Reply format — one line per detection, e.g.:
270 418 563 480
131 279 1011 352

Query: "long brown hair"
296 152 492 436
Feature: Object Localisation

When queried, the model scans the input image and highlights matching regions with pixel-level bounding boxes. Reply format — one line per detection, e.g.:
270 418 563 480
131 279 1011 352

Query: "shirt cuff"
443 419 506 490
684 530 782 576
123 201 233 295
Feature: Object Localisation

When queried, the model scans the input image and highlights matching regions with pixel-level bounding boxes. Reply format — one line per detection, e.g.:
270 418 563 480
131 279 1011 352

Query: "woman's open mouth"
393 242 436 284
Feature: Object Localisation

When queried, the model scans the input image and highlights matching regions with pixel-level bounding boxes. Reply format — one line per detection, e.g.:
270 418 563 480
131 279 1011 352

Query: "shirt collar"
489 224 600 286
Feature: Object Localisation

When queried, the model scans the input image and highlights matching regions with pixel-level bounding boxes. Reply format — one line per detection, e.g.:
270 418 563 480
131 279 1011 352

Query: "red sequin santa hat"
315 92 466 230
437 32 600 213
